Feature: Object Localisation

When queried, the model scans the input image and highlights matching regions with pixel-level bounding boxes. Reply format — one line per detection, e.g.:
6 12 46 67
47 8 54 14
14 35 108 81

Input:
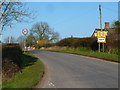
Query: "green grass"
2 53 44 88
46 48 119 62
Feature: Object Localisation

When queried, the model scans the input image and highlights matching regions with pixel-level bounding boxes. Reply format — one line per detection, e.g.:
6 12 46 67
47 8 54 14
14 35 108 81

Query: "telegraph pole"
99 5 104 52
99 5 103 52
0 2 2 43
9 24 12 44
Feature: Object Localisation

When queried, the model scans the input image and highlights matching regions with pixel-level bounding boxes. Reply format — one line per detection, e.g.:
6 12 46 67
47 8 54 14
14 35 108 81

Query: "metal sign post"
97 31 107 52
22 29 28 52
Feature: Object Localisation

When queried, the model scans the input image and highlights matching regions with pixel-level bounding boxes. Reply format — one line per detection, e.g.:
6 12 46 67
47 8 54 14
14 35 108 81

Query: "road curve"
30 50 118 88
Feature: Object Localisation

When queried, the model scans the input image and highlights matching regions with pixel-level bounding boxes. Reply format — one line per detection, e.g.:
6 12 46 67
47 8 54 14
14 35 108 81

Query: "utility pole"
99 5 103 52
0 2 2 43
9 24 12 44
99 5 104 52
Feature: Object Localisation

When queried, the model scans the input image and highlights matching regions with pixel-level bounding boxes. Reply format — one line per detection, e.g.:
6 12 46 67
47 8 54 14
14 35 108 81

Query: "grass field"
2 52 44 88
45 48 119 62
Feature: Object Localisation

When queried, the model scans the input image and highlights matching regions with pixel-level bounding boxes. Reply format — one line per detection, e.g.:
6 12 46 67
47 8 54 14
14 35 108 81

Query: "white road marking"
47 81 58 89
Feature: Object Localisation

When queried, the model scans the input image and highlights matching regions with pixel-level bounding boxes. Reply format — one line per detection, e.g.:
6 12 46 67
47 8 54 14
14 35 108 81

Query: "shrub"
2 43 22 80
108 49 119 55
2 58 20 80
2 44 22 68
56 37 98 50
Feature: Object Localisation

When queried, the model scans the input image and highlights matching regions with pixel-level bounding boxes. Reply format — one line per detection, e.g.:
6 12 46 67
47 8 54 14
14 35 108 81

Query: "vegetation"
2 44 22 69
2 44 26 83
17 36 25 48
46 47 119 62
112 21 120 34
106 21 120 50
31 22 59 43
43 26 119 62
2 44 23 80
18 22 60 49
2 52 44 88
0 1 35 34
56 37 98 51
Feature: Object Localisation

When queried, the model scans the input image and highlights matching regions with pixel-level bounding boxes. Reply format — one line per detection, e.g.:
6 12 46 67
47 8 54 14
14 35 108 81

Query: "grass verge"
45 48 119 63
2 52 44 88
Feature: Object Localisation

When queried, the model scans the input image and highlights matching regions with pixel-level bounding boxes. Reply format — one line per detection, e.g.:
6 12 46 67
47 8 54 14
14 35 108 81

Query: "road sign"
22 29 28 35
97 38 106 43
97 31 107 38
94 32 97 37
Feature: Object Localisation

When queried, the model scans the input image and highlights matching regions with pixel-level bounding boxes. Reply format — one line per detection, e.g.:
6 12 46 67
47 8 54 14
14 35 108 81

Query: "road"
30 50 118 88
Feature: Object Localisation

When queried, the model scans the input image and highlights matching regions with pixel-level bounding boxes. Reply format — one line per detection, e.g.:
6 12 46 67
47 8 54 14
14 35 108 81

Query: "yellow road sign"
97 31 107 38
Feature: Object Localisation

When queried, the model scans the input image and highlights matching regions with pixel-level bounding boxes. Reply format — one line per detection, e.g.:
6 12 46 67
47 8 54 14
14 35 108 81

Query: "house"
91 22 116 37
91 22 120 49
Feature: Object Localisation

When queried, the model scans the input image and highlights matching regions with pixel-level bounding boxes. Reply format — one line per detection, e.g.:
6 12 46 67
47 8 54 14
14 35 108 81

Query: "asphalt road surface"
30 50 118 88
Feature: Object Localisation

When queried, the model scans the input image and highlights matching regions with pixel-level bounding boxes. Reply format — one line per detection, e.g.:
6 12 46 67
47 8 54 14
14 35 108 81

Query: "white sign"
94 33 97 37
97 38 106 43
22 29 28 35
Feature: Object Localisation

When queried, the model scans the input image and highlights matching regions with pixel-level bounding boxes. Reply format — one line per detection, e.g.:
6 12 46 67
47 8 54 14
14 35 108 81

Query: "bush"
78 47 88 51
2 43 22 80
2 44 22 68
56 37 98 50
108 49 119 55
2 58 20 80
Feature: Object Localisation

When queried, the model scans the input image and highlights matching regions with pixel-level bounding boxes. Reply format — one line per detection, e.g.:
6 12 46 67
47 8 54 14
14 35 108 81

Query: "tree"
31 22 60 43
112 21 120 34
17 35 24 48
18 33 36 48
36 39 48 48
0 1 35 34
26 32 36 47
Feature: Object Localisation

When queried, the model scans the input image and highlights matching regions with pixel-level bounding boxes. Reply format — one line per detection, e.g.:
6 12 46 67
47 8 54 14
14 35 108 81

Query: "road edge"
33 58 48 88
45 50 119 64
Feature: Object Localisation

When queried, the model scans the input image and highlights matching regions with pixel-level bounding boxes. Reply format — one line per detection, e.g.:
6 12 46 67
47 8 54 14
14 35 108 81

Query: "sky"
2 2 118 42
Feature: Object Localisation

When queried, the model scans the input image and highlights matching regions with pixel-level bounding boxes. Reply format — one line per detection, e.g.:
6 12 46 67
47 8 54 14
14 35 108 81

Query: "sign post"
97 31 107 52
22 29 28 52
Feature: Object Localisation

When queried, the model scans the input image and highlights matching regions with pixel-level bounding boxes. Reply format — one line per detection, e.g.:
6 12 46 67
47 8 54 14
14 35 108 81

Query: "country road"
30 50 118 88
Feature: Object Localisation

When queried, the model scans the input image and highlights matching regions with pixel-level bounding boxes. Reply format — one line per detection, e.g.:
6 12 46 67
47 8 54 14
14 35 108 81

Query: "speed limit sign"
22 29 28 35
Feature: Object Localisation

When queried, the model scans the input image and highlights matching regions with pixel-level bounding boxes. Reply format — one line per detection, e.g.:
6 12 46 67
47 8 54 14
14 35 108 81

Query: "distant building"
91 22 120 49
91 22 116 37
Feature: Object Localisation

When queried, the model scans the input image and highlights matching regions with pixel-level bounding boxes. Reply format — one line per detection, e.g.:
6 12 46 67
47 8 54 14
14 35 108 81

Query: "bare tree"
31 22 60 43
17 35 24 48
0 0 35 34
26 32 36 47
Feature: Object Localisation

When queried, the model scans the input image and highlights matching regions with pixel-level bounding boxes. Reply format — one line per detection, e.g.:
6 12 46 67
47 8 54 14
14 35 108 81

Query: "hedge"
56 37 99 51
2 44 22 68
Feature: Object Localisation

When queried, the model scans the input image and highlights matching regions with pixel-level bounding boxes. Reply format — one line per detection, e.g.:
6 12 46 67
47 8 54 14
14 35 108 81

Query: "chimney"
104 22 110 30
